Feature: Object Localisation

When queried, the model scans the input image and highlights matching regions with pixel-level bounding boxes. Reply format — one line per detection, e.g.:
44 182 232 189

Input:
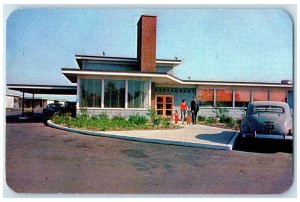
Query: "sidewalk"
48 121 239 150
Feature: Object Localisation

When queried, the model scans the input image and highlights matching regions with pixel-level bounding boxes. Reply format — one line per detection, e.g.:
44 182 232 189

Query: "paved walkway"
48 121 239 150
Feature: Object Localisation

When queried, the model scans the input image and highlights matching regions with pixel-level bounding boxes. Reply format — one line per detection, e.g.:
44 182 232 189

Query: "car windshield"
253 106 284 114
50 104 63 108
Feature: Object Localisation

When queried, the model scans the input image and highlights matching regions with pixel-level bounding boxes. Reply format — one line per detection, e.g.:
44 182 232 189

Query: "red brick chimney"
137 15 157 72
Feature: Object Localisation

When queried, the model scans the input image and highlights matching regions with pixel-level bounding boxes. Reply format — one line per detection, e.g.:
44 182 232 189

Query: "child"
174 110 179 124
186 106 192 125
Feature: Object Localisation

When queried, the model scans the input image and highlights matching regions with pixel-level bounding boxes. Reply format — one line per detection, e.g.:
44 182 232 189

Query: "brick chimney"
137 15 157 72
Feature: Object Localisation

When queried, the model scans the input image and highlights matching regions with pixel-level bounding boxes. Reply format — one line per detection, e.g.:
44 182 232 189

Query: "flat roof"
61 68 293 88
7 84 77 95
75 55 181 69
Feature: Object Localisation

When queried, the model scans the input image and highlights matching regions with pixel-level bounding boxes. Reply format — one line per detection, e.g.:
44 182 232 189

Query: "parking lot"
5 110 294 195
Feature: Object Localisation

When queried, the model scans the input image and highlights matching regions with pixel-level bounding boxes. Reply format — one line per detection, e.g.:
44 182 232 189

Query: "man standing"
191 96 199 124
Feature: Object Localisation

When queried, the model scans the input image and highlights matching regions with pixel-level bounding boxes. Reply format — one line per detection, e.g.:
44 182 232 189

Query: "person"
180 99 187 121
174 110 179 124
186 106 192 125
191 96 199 124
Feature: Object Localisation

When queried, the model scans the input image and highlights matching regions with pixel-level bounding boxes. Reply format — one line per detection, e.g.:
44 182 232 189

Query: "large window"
128 80 149 108
199 89 214 107
80 79 102 107
104 80 126 108
253 90 269 101
235 90 251 107
271 90 287 102
216 89 233 107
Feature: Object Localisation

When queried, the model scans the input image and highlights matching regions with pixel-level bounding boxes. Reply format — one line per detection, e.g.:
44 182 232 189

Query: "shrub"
213 105 229 123
205 116 217 124
161 117 171 127
128 114 148 126
51 109 178 131
223 116 237 128
147 107 158 124
152 115 161 125
198 114 206 122
111 115 126 122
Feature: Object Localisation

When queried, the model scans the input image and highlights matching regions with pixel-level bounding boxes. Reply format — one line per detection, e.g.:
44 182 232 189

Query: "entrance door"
156 95 174 117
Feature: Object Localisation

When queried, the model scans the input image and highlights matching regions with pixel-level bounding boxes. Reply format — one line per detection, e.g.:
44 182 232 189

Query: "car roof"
247 101 290 115
249 101 289 107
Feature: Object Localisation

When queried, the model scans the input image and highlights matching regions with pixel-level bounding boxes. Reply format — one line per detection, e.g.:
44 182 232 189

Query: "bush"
162 117 171 127
147 107 158 124
213 105 229 123
223 116 237 128
51 110 178 131
128 114 148 126
198 114 206 122
205 116 218 124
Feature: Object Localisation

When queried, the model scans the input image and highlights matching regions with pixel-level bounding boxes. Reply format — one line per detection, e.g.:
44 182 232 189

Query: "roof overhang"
61 69 293 89
7 84 77 95
75 55 181 68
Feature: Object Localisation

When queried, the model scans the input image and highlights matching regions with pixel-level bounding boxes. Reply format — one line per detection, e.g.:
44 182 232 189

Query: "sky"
5 8 293 87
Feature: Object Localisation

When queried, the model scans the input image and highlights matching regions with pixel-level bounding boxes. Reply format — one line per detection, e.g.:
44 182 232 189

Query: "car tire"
43 117 51 126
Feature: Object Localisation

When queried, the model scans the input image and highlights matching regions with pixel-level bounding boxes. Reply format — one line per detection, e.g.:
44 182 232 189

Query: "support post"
22 91 25 115
31 93 35 114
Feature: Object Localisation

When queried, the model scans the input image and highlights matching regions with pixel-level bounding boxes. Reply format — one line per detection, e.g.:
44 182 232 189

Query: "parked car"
64 101 76 117
43 103 65 116
240 101 293 140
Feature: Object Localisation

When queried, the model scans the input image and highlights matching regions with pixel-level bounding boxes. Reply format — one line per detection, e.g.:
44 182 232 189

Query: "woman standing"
180 99 187 121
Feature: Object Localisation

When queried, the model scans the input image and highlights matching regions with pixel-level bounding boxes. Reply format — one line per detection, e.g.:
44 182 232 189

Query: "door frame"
155 95 174 117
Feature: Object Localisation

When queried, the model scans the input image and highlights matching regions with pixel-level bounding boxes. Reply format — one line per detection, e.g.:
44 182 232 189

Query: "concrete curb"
227 132 240 150
47 120 236 151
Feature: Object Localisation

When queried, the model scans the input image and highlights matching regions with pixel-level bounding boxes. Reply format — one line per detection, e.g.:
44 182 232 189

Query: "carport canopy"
7 84 77 115
7 84 77 95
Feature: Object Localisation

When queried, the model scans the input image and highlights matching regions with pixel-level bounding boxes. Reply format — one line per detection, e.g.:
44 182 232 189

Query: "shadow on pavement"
6 112 46 124
233 133 293 154
195 131 235 144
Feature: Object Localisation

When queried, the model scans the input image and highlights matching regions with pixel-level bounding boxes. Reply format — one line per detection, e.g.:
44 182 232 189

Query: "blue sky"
6 8 293 86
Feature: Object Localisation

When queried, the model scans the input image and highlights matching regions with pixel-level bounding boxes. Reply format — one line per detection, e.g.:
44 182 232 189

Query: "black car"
43 103 65 116
64 101 76 117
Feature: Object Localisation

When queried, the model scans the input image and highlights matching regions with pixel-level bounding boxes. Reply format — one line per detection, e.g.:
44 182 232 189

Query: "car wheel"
43 117 51 126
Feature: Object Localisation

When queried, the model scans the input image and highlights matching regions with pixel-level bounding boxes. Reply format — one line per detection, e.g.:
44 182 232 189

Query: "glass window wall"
235 90 251 107
199 89 214 107
80 79 102 107
128 80 149 108
271 90 287 102
216 89 233 107
104 80 126 108
253 90 269 101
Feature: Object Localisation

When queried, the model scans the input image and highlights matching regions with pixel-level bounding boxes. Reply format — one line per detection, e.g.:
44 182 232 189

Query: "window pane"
235 90 251 107
80 79 101 107
199 89 214 107
166 110 172 116
253 90 269 101
216 89 233 107
128 80 149 108
157 97 163 103
104 80 125 108
271 90 287 102
166 97 172 103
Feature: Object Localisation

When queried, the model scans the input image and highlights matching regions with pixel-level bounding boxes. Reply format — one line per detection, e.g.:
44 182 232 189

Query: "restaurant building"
62 15 293 119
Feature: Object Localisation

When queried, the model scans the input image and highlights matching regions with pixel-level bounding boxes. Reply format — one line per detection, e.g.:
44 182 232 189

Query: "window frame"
79 78 150 109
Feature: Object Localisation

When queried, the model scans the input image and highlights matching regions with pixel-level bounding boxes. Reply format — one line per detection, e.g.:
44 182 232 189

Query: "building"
62 15 293 119
6 93 21 109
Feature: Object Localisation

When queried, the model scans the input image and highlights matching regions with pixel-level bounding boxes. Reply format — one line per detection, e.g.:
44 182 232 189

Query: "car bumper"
242 133 293 140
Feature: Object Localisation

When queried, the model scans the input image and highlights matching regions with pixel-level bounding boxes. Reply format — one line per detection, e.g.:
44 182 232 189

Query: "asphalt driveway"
5 111 294 195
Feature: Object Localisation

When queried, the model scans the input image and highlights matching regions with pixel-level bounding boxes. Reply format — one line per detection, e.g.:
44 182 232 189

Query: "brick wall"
137 15 157 72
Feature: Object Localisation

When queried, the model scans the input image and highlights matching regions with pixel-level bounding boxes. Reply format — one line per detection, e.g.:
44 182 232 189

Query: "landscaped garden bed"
196 107 240 131
51 108 181 131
